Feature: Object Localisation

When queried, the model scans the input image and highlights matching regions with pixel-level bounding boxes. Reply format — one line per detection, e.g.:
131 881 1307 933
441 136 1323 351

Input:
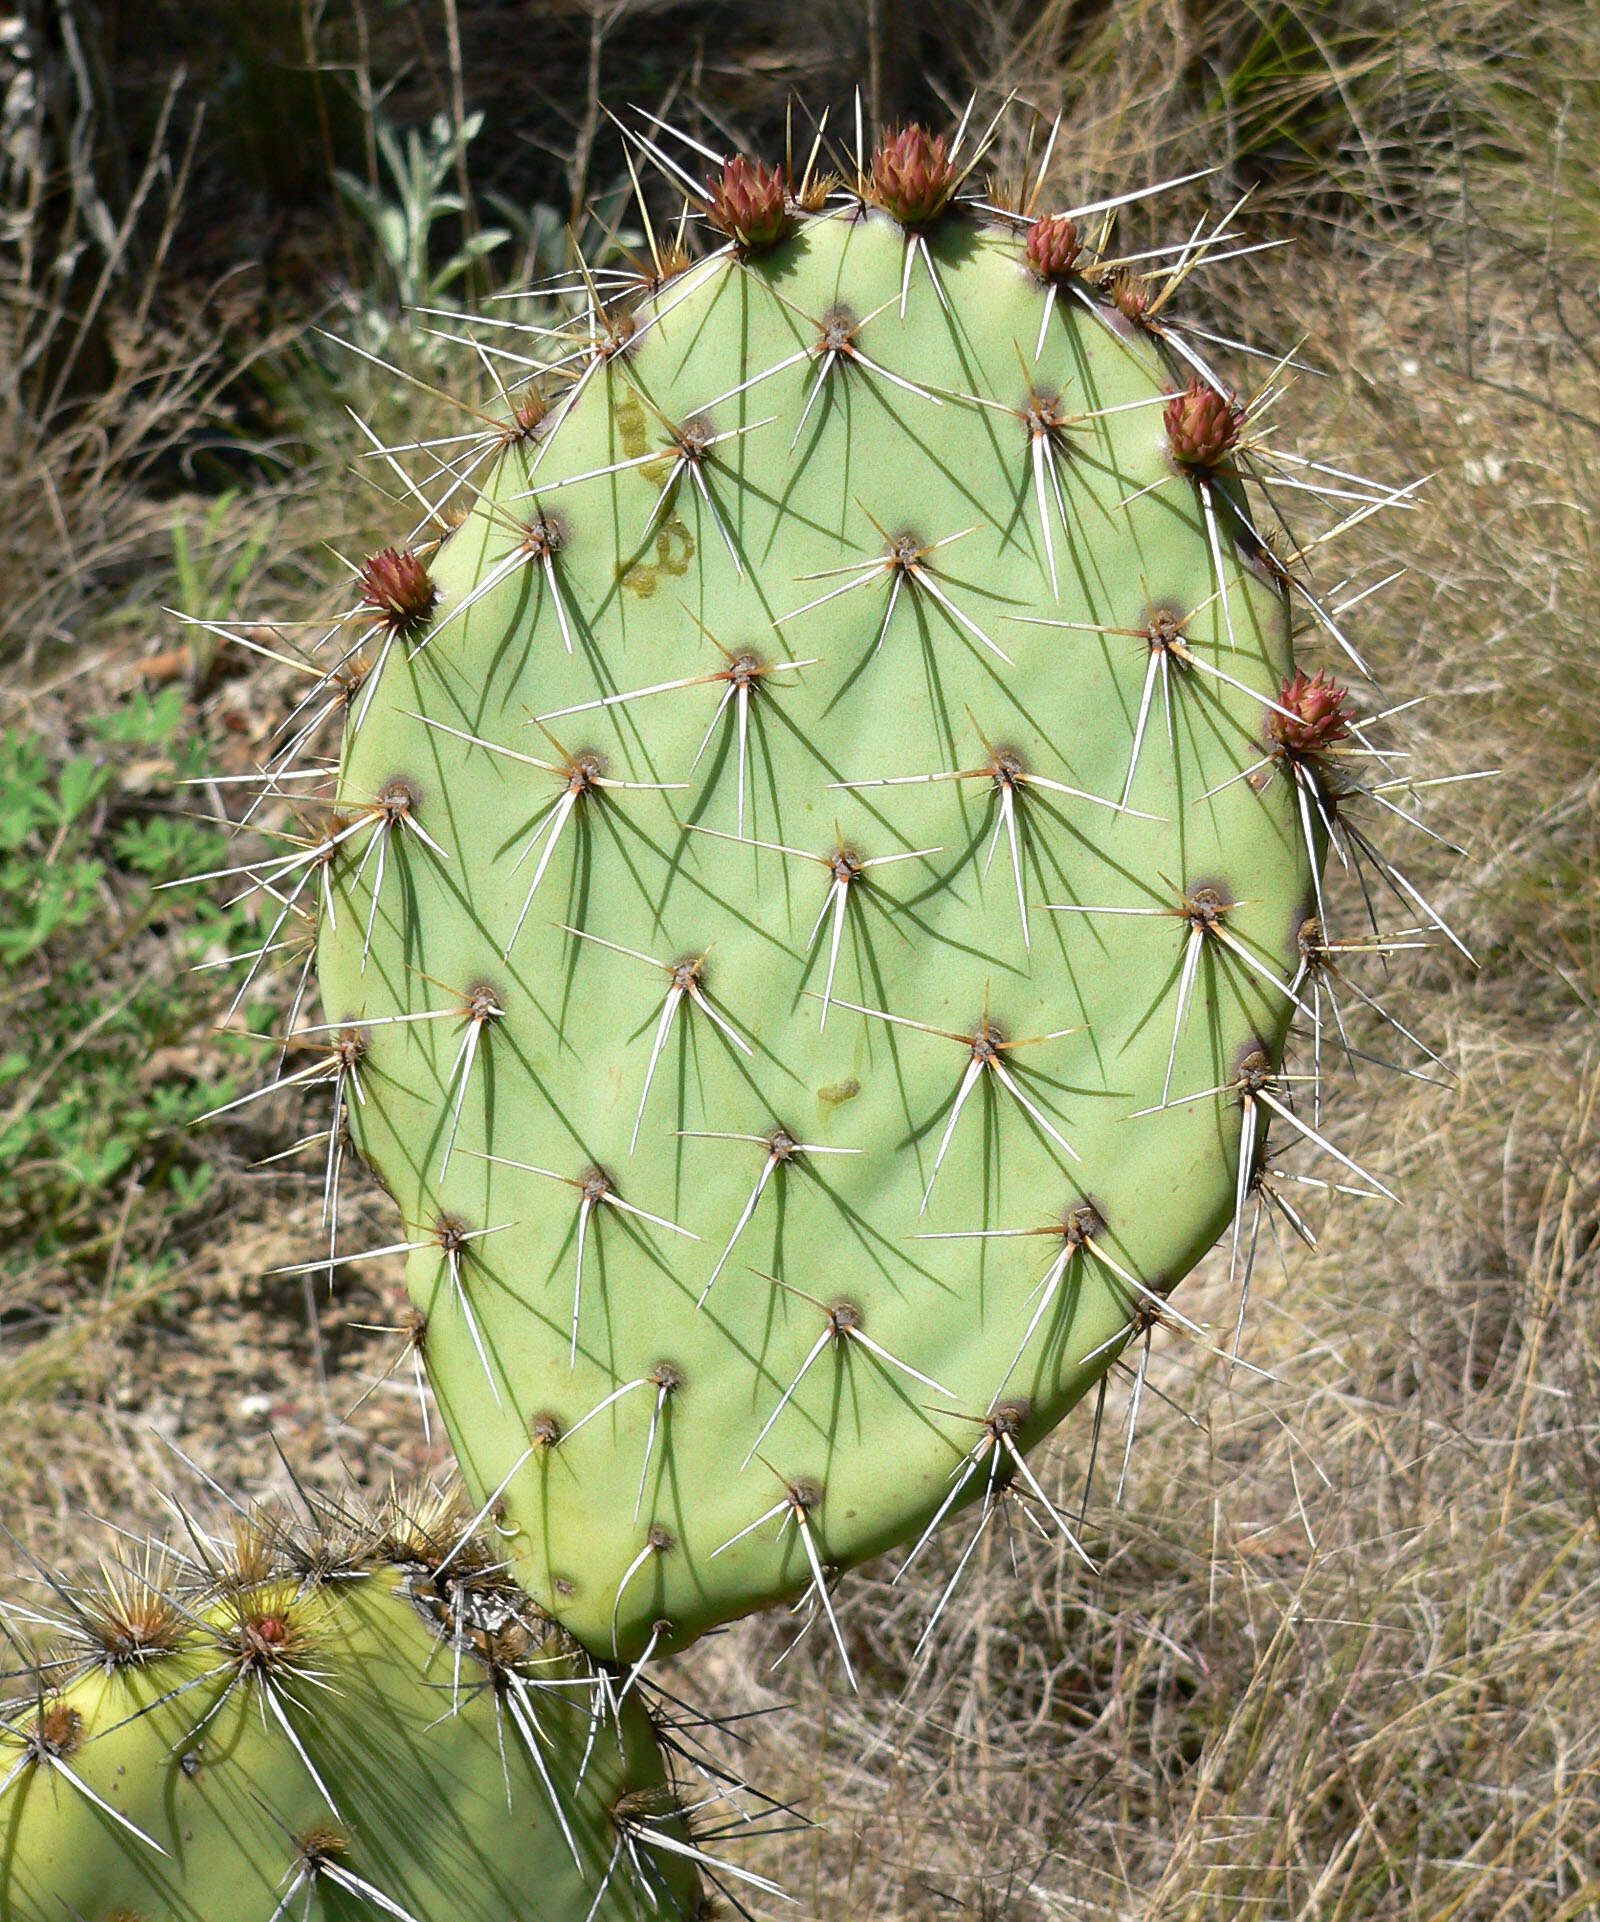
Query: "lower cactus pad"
0 1492 704 1920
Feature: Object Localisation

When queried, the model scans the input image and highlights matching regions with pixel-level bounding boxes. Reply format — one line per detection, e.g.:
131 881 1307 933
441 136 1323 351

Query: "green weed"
334 111 511 316
0 685 250 1278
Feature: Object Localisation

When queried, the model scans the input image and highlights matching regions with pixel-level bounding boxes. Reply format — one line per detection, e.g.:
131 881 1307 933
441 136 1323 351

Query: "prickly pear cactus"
0 1493 704 1921
301 130 1337 1662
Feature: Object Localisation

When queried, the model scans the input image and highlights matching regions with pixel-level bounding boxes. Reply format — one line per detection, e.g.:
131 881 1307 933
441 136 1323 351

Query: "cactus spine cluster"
5 106 1448 1918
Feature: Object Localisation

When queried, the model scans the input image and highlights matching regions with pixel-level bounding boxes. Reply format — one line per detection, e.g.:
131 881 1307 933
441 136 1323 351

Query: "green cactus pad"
0 1496 703 1921
315 190 1315 1660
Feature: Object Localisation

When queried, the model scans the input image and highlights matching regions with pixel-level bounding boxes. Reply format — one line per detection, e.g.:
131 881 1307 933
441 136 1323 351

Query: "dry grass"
0 30 445 1533
4 2 1600 1917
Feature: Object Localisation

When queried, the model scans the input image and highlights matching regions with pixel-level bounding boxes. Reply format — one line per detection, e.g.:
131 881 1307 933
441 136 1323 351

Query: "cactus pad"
0 1494 703 1920
311 174 1320 1661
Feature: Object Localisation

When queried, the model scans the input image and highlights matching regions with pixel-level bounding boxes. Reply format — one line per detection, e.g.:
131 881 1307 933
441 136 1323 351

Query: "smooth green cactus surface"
0 1502 700 1920
318 196 1314 1660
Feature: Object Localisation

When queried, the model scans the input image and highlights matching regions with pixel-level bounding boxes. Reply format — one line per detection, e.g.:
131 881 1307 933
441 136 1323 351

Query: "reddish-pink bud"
1025 213 1082 283
706 155 792 252
867 125 958 228
508 388 551 441
1104 270 1148 323
359 547 437 634
1270 669 1351 756
1164 376 1245 469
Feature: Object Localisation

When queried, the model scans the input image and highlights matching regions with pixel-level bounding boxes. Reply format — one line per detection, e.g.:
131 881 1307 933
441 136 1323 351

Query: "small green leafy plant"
0 687 250 1276
335 111 511 317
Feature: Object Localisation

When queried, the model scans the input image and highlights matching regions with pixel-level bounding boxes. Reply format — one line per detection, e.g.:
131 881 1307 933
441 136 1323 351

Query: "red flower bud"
867 125 958 228
358 547 437 634
706 155 792 252
1164 376 1245 469
508 388 551 441
1270 669 1351 756
1025 213 1081 283
1104 270 1148 322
